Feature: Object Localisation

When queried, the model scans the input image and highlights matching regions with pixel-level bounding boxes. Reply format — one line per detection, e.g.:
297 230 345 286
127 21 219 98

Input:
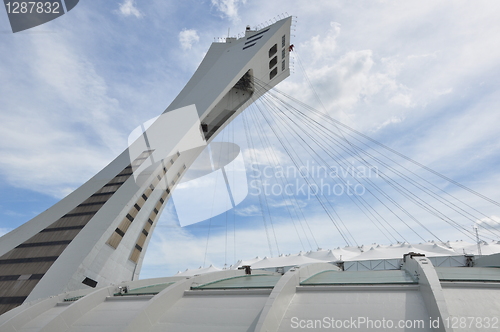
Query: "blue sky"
1 1 500 278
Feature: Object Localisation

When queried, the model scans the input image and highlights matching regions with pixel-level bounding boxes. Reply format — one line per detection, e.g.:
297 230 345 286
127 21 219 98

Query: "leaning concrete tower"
0 17 292 315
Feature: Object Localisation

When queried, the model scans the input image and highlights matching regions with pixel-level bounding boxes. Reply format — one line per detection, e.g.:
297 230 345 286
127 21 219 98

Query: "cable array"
199 63 500 268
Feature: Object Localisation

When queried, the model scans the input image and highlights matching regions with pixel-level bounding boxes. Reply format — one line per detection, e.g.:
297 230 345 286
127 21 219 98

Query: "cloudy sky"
1 0 500 278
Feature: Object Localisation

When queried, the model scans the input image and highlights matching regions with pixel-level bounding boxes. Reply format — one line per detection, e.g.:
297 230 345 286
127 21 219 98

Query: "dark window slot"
82 277 98 288
0 296 27 304
91 192 115 197
269 44 277 58
118 172 134 177
0 274 44 281
0 275 20 281
30 274 44 280
269 56 278 69
0 256 58 264
40 226 85 232
204 110 236 140
270 67 278 80
115 228 125 237
16 240 71 248
63 212 96 218
246 28 269 40
78 202 106 207
243 43 256 50
104 182 125 187
245 35 263 44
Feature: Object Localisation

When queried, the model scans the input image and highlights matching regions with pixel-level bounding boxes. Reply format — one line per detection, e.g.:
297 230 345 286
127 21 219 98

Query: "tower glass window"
269 56 278 69
269 44 277 58
270 67 278 80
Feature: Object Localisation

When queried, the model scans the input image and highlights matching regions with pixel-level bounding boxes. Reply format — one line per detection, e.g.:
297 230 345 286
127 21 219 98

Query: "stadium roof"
2 243 500 331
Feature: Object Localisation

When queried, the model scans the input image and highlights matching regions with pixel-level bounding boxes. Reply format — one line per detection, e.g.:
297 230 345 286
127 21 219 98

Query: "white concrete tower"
0 17 292 314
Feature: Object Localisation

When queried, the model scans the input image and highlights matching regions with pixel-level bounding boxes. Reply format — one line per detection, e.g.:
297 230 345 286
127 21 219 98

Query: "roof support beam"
38 286 115 332
0 296 61 331
123 269 247 332
255 263 340 332
402 255 454 332
0 286 114 332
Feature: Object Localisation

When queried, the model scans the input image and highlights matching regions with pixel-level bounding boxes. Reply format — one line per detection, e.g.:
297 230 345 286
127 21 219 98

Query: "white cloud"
268 198 307 209
476 216 500 230
211 0 246 23
243 147 288 166
374 116 404 131
290 26 418 132
0 34 127 198
178 29 200 51
118 0 142 18
302 22 341 63
434 88 453 96
389 91 414 108
235 204 261 217
143 227 208 270
409 96 500 169
0 228 10 237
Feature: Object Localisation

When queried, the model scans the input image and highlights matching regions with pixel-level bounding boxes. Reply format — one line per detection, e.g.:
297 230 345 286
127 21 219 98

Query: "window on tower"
269 44 277 58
